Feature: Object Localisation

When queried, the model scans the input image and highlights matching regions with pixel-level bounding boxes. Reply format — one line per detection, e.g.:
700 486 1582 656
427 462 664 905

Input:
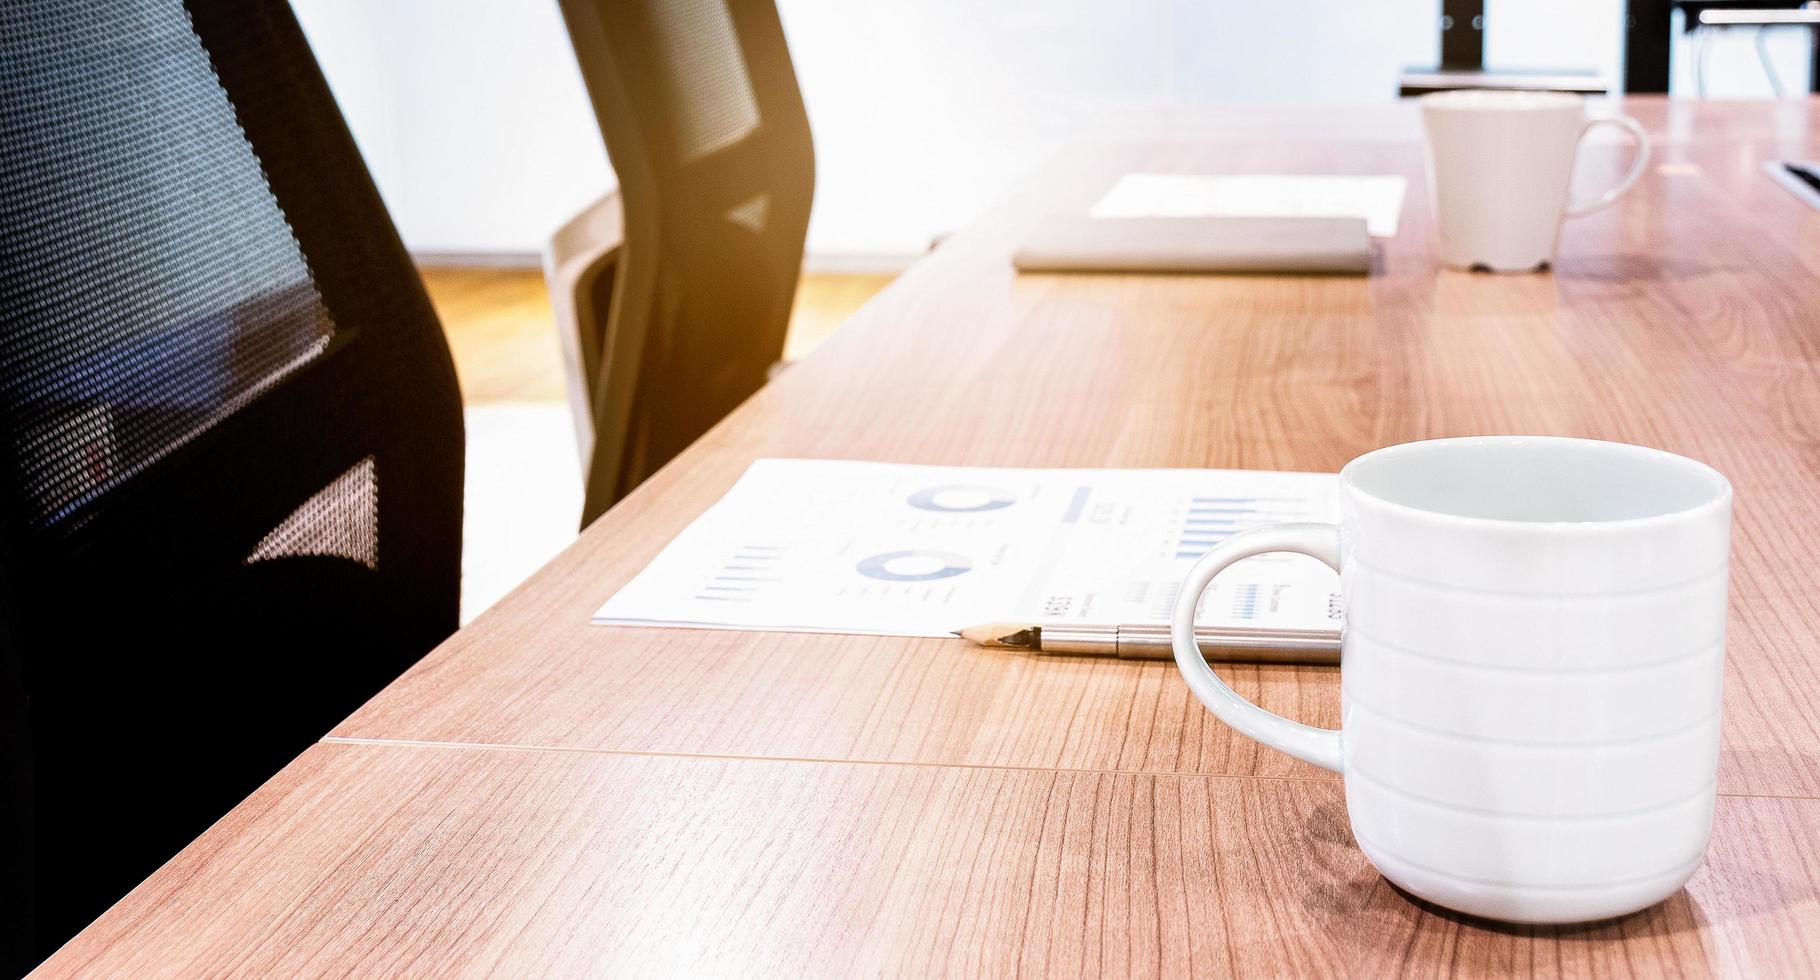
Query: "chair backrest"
1622 0 1674 94
556 0 814 521
0 0 464 966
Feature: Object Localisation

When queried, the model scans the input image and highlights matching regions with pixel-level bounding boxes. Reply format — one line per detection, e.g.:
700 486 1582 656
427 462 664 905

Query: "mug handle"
1563 114 1651 218
1171 522 1344 773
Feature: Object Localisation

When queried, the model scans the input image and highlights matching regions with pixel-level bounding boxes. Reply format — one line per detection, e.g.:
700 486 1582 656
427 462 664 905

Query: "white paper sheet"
593 459 1342 637
1090 173 1407 238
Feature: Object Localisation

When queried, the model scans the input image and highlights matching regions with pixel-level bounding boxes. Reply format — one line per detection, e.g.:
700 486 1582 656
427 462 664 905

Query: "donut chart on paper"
905 484 1016 513
856 549 973 582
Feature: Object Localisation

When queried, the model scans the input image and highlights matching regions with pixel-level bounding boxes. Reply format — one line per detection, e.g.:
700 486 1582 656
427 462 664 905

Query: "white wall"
290 0 1812 265
291 0 611 256
785 0 1440 261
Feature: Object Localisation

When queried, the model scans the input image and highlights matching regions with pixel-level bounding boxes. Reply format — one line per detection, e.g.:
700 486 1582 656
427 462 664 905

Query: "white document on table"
592 459 1341 637
1091 173 1407 238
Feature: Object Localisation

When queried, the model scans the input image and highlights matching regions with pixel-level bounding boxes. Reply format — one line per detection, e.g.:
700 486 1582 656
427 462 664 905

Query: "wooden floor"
418 267 567 403
419 266 895 405
417 265 894 621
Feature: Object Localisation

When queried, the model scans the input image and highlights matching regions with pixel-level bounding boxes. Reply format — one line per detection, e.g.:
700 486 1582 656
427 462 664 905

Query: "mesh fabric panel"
0 0 334 535
246 456 378 569
647 0 761 162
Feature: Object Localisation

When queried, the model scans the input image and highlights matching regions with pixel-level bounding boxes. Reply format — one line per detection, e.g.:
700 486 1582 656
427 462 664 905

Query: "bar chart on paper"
592 459 1343 638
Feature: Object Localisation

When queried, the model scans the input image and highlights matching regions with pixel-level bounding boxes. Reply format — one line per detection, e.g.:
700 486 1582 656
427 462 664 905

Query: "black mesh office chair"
0 1 464 968
551 0 815 524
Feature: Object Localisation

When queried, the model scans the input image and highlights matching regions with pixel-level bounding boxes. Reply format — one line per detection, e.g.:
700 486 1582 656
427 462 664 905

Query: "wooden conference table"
39 99 1820 976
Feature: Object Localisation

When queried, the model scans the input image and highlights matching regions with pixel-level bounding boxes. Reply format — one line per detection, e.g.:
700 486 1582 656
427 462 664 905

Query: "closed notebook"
1012 214 1372 275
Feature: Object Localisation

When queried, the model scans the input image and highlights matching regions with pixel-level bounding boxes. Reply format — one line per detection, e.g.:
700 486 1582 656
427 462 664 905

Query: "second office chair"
549 0 814 525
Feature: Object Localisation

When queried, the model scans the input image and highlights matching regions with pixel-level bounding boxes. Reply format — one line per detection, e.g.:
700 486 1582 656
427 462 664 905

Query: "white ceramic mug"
1171 437 1731 924
1421 90 1651 272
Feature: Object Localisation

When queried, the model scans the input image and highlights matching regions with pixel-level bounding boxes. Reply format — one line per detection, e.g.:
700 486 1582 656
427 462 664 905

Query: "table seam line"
320 735 1344 781
317 736 1820 800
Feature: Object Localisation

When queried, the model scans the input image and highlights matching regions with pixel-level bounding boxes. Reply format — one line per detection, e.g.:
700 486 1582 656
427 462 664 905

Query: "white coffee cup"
1421 90 1651 272
1171 436 1731 924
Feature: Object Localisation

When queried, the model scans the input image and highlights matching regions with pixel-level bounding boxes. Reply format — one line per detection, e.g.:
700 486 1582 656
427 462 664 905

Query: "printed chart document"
593 459 1341 637
1091 173 1407 238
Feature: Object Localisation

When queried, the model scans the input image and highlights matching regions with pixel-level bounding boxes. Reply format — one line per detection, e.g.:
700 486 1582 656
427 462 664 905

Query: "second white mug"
1421 90 1651 272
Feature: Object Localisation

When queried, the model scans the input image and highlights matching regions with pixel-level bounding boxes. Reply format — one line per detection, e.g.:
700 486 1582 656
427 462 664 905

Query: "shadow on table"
1290 796 1812 948
1555 252 1746 285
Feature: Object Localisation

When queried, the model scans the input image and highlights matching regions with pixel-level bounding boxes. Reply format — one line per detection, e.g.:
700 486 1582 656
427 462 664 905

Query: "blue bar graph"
701 546 786 599
1175 492 1315 561
1231 582 1261 619
1176 497 1259 559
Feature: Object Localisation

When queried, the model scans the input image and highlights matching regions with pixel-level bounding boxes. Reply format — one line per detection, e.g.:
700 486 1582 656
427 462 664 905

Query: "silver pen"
952 622 1340 665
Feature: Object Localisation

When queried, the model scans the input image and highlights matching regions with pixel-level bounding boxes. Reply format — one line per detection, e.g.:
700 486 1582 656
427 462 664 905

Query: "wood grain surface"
41 742 1820 978
34 99 1820 976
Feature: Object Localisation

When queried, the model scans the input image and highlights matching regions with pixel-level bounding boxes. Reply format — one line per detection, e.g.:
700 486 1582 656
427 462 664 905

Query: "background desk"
38 98 1820 976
